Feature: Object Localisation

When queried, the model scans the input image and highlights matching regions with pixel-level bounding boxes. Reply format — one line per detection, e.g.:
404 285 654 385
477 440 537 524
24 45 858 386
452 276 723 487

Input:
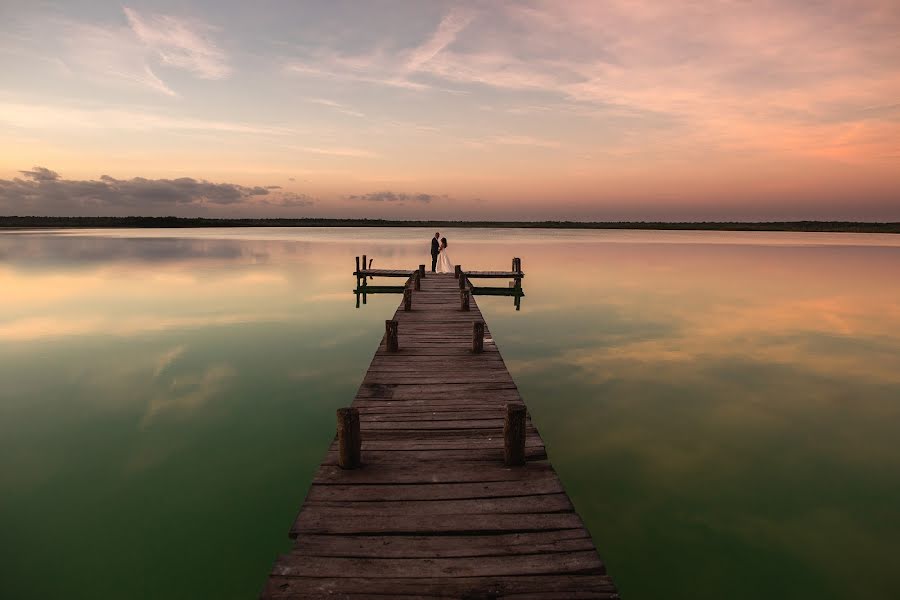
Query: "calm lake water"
2 227 899 599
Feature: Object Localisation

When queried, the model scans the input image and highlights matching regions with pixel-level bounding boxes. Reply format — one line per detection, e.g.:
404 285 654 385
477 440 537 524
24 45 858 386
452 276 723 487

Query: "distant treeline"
1 216 898 233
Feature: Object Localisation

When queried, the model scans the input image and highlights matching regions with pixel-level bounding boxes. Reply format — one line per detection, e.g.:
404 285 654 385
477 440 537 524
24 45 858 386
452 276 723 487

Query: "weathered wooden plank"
271 550 602 578
289 530 593 559
298 493 573 517
263 575 618 599
304 477 566 502
313 461 556 485
322 447 547 464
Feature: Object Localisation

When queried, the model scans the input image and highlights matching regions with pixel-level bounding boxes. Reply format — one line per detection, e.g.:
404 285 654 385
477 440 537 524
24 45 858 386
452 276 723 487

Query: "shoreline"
1 217 898 234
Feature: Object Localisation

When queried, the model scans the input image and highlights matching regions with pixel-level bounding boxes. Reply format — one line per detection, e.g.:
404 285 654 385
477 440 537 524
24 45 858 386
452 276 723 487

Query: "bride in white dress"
436 237 454 273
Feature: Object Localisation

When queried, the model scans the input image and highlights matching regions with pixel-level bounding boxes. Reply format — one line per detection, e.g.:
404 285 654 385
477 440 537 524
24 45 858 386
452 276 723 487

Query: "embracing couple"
430 232 454 274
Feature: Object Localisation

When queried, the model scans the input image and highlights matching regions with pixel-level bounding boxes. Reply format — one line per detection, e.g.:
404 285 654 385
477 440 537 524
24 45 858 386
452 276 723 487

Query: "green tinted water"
1 228 898 599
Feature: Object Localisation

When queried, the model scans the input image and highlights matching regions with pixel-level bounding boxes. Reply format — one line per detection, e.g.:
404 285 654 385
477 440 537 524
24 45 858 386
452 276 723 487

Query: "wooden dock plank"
288 530 593 559
264 575 617 599
261 272 617 599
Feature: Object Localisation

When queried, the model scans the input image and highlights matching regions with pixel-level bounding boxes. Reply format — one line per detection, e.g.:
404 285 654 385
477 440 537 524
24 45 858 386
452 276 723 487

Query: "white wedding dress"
436 247 454 273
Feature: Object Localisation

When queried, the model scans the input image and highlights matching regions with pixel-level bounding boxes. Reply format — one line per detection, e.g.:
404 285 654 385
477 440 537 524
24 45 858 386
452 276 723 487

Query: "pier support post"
336 407 361 469
459 273 467 290
504 403 526 466
385 320 399 352
403 288 412 311
455 265 461 279
473 321 485 353
414 271 421 290
460 290 470 311
362 255 367 278
419 264 426 278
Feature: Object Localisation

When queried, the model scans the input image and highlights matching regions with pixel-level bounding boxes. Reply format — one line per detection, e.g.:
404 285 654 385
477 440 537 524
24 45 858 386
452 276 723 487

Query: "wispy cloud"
286 145 378 158
0 102 294 136
123 7 230 80
284 9 474 92
60 20 178 96
404 10 474 72
42 6 230 96
304 98 365 118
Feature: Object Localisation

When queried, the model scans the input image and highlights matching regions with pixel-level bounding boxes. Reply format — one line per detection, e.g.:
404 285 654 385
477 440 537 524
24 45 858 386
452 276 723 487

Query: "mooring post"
455 265 461 279
385 319 399 352
512 257 516 272
460 290 470 311
504 403 526 466
414 271 421 290
419 264 426 278
473 321 485 353
403 288 412 311
336 407 361 469
362 254 367 276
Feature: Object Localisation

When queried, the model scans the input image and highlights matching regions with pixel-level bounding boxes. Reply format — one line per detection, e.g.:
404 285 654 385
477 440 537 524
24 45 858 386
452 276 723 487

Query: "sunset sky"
1 1 898 220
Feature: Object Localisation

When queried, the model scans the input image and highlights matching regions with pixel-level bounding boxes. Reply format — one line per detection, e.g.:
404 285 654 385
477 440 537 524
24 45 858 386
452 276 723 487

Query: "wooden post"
355 256 360 275
414 271 421 290
419 264 426 278
459 272 466 290
512 257 516 272
362 255 367 276
385 320 399 352
454 265 461 279
472 321 484 353
460 290 470 311
403 288 412 311
504 403 526 466
336 407 361 469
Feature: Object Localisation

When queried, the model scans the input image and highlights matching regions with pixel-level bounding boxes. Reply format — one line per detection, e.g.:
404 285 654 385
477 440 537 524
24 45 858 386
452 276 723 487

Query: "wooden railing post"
337 407 361 469
414 271 421 290
454 265 461 279
472 321 484 353
459 272 466 290
460 290 470 311
403 288 412 311
419 264 426 278
385 320 399 352
504 403 526 466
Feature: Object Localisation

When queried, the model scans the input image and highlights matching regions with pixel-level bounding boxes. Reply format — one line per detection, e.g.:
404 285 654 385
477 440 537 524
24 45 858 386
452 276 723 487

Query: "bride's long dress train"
436 250 454 274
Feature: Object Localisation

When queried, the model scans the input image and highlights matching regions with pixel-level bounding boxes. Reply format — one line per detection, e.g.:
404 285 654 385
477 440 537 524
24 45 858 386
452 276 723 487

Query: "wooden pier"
261 261 617 599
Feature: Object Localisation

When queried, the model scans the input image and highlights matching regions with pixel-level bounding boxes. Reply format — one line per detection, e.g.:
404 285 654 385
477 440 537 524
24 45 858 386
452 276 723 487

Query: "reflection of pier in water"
261 256 618 598
353 256 525 311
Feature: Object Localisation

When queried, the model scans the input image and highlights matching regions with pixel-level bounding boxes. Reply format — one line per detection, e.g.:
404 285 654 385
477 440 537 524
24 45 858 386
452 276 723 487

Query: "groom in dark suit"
431 232 440 272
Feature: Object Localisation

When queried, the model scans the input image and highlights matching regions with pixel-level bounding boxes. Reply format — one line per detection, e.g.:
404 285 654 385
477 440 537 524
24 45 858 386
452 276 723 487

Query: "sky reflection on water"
1 228 899 599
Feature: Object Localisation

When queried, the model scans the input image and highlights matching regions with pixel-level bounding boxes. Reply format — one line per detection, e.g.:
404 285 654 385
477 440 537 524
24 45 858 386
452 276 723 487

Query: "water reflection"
1 228 899 600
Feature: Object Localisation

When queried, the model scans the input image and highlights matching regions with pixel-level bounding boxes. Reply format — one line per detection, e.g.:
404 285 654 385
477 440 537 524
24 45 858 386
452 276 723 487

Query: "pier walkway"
261 266 618 599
